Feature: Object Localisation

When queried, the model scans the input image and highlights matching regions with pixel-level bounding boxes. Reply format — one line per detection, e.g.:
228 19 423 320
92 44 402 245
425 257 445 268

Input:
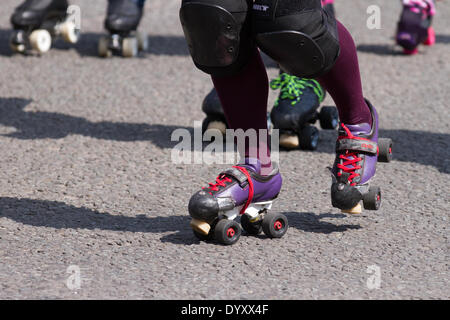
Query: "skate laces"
204 175 233 194
270 73 325 107
337 124 363 186
202 166 254 215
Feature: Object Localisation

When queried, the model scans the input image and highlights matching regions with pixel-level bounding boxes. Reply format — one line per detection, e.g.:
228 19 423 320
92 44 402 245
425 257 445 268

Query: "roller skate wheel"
60 19 79 44
240 214 262 235
279 133 299 149
378 138 393 163
98 36 112 58
122 37 138 57
190 218 211 236
10 42 26 53
363 187 381 211
214 219 241 245
299 125 319 150
206 120 227 136
262 212 288 238
29 29 52 53
136 31 148 52
341 203 362 215
319 106 339 130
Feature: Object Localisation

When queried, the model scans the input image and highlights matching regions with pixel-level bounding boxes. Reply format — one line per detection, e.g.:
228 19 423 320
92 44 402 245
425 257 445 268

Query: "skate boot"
396 0 436 55
98 0 148 58
330 100 393 214
270 73 339 150
10 0 80 54
188 159 287 245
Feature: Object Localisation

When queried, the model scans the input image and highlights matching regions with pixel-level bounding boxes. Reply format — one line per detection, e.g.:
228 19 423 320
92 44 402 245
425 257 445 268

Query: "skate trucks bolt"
330 100 392 214
188 161 288 245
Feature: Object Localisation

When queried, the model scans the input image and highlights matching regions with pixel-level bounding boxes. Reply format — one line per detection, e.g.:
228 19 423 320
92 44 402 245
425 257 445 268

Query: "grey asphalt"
0 0 448 299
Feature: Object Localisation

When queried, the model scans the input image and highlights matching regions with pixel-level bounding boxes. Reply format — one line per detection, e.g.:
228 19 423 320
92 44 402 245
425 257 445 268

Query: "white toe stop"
342 203 362 214
207 121 227 136
279 133 299 149
190 219 211 235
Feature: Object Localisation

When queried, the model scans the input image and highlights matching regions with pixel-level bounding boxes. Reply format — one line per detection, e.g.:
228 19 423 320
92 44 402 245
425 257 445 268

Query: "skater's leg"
317 20 372 126
212 48 273 174
180 1 286 243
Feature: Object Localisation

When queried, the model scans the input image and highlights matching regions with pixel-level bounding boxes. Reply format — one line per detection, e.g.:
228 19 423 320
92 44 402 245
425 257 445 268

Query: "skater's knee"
179 0 255 77
252 0 340 78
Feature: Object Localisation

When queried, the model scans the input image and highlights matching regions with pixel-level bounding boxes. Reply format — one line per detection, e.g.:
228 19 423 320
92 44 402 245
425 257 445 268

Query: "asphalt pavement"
0 0 448 299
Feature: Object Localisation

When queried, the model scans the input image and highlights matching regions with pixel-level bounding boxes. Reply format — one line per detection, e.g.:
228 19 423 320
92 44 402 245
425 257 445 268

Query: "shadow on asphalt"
0 196 197 237
357 34 450 56
0 196 362 245
0 97 192 149
284 212 361 234
356 44 404 56
1 97 449 173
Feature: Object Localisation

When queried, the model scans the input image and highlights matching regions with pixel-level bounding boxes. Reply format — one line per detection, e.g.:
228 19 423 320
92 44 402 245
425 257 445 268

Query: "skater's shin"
212 48 273 175
318 21 372 126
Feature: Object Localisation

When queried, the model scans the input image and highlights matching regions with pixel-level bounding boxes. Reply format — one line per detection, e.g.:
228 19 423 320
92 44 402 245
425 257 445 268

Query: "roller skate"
330 100 393 215
98 0 148 58
269 73 339 150
10 0 80 54
396 0 436 55
188 159 288 245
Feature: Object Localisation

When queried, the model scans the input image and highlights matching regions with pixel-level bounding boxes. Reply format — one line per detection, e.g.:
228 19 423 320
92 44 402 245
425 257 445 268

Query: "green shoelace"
270 73 325 107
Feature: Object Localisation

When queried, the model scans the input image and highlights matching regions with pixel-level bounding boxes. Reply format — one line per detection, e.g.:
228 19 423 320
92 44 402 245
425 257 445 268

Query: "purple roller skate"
396 0 436 55
188 159 287 245
330 100 393 214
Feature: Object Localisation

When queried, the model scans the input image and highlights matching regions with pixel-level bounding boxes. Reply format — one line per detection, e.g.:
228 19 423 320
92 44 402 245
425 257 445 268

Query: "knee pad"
180 0 255 77
252 0 340 78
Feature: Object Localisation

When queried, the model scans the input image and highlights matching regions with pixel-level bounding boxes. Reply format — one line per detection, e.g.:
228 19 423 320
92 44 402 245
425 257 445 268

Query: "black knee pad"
180 0 255 77
252 0 340 78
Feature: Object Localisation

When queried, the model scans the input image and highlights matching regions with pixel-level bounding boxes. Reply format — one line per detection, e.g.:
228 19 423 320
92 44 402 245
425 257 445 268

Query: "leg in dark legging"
318 20 372 126
211 48 273 175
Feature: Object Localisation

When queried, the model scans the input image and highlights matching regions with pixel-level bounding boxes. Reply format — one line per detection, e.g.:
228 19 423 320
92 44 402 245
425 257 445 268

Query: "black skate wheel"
378 138 393 163
214 219 241 245
363 186 381 210
319 106 339 130
240 214 262 235
262 212 289 239
299 125 319 150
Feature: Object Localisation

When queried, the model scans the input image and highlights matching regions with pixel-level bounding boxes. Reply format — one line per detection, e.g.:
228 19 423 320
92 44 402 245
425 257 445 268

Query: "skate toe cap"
188 190 220 222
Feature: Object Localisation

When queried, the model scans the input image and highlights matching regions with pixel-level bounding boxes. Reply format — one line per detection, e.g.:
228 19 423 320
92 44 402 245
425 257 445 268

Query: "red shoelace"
203 166 254 215
337 124 364 186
